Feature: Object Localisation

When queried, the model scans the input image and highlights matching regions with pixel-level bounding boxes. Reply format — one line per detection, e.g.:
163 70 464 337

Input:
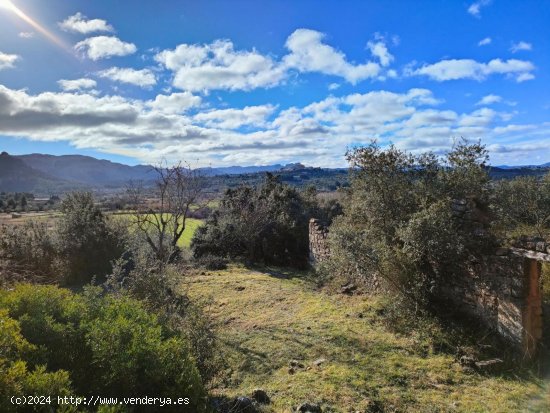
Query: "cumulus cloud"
98 67 156 87
476 94 502 105
0 52 19 70
510 41 532 53
478 37 491 46
146 92 202 114
283 29 381 83
155 40 285 92
468 0 492 17
75 36 137 60
57 78 97 92
0 81 546 167
59 13 114 34
194 105 276 129
409 58 535 82
367 39 394 67
18 32 34 39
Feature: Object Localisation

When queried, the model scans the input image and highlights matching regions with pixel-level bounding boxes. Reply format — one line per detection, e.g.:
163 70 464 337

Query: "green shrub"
192 174 313 268
0 285 209 412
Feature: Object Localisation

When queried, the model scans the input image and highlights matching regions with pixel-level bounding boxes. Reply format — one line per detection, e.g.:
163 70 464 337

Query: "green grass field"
110 212 203 248
182 265 550 412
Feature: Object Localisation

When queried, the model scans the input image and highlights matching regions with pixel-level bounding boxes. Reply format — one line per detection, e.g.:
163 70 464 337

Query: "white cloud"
367 40 394 67
476 94 502 105
410 58 535 82
146 92 202 114
98 67 156 88
510 41 532 53
18 32 34 39
0 52 19 70
478 37 491 46
155 40 285 92
59 13 114 34
0 81 547 168
283 29 381 83
75 36 137 60
194 105 275 129
328 83 340 90
57 78 97 92
468 0 492 17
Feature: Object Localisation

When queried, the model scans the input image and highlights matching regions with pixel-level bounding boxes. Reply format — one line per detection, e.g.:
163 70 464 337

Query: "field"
182 266 550 413
111 212 203 248
0 211 203 248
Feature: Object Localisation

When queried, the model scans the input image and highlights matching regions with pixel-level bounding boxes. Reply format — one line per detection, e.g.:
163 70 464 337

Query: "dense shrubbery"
192 174 317 268
325 140 495 308
0 192 127 285
492 172 550 238
0 284 208 412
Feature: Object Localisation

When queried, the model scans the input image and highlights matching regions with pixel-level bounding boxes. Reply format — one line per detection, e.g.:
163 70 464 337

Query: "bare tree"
128 163 206 262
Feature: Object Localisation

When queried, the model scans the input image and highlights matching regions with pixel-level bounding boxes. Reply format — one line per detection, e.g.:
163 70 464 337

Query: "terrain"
2 151 550 195
182 266 550 412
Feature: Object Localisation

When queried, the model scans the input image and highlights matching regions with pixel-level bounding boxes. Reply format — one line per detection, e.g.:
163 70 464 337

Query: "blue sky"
0 0 549 167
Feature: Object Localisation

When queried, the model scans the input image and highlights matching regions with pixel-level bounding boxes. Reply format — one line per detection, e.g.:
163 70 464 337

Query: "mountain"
0 152 75 193
197 164 283 175
16 154 155 187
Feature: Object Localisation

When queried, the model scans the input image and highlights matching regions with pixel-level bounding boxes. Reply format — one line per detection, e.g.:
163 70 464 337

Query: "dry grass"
182 265 549 412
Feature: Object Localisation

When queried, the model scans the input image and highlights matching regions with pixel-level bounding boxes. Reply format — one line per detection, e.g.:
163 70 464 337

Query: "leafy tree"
56 192 126 284
326 140 494 307
492 172 550 237
192 174 313 267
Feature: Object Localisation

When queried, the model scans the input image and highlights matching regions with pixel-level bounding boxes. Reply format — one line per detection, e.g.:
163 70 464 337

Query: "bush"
194 254 227 270
192 174 314 268
0 221 58 281
56 192 127 284
325 140 495 309
0 284 209 412
106 248 222 384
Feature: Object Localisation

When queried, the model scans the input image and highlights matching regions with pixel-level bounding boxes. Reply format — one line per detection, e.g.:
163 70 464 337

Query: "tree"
326 139 494 307
128 163 206 263
492 172 550 237
192 174 313 267
57 192 126 284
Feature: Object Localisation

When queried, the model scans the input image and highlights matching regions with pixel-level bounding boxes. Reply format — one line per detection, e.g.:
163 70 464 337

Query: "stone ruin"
308 218 330 264
308 202 547 359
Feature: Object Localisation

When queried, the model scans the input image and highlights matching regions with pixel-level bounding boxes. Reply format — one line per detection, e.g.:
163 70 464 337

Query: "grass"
109 213 203 248
182 265 549 412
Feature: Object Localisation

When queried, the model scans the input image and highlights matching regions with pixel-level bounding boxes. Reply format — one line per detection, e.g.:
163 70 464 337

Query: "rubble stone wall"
308 218 330 264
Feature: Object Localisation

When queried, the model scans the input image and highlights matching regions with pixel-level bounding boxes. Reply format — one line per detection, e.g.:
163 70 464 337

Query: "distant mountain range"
0 152 309 194
2 151 550 195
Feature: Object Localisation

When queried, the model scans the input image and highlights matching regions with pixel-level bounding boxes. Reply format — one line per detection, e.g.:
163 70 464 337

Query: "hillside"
0 152 75 193
17 153 155 186
182 266 549 412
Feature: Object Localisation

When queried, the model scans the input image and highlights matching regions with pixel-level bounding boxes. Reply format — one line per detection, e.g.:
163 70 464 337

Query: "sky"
0 0 549 167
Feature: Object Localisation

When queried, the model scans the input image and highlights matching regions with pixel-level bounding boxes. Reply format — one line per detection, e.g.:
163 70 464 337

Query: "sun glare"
0 0 16 11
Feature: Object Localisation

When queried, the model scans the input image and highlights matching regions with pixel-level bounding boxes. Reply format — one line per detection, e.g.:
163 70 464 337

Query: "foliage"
106 241 222 383
0 221 58 279
491 172 550 237
192 174 317 268
0 284 209 412
56 192 127 284
325 139 494 307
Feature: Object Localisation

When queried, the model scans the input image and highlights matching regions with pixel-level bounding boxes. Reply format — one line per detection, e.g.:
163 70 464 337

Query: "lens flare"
0 0 69 51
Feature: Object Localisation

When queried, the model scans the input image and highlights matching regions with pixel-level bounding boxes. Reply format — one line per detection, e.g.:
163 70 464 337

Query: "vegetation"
183 265 548 412
0 284 208 412
325 140 495 308
192 174 321 268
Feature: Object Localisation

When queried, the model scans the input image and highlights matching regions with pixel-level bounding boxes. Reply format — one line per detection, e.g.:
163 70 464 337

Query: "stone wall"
308 218 330 264
439 251 542 356
307 209 546 357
